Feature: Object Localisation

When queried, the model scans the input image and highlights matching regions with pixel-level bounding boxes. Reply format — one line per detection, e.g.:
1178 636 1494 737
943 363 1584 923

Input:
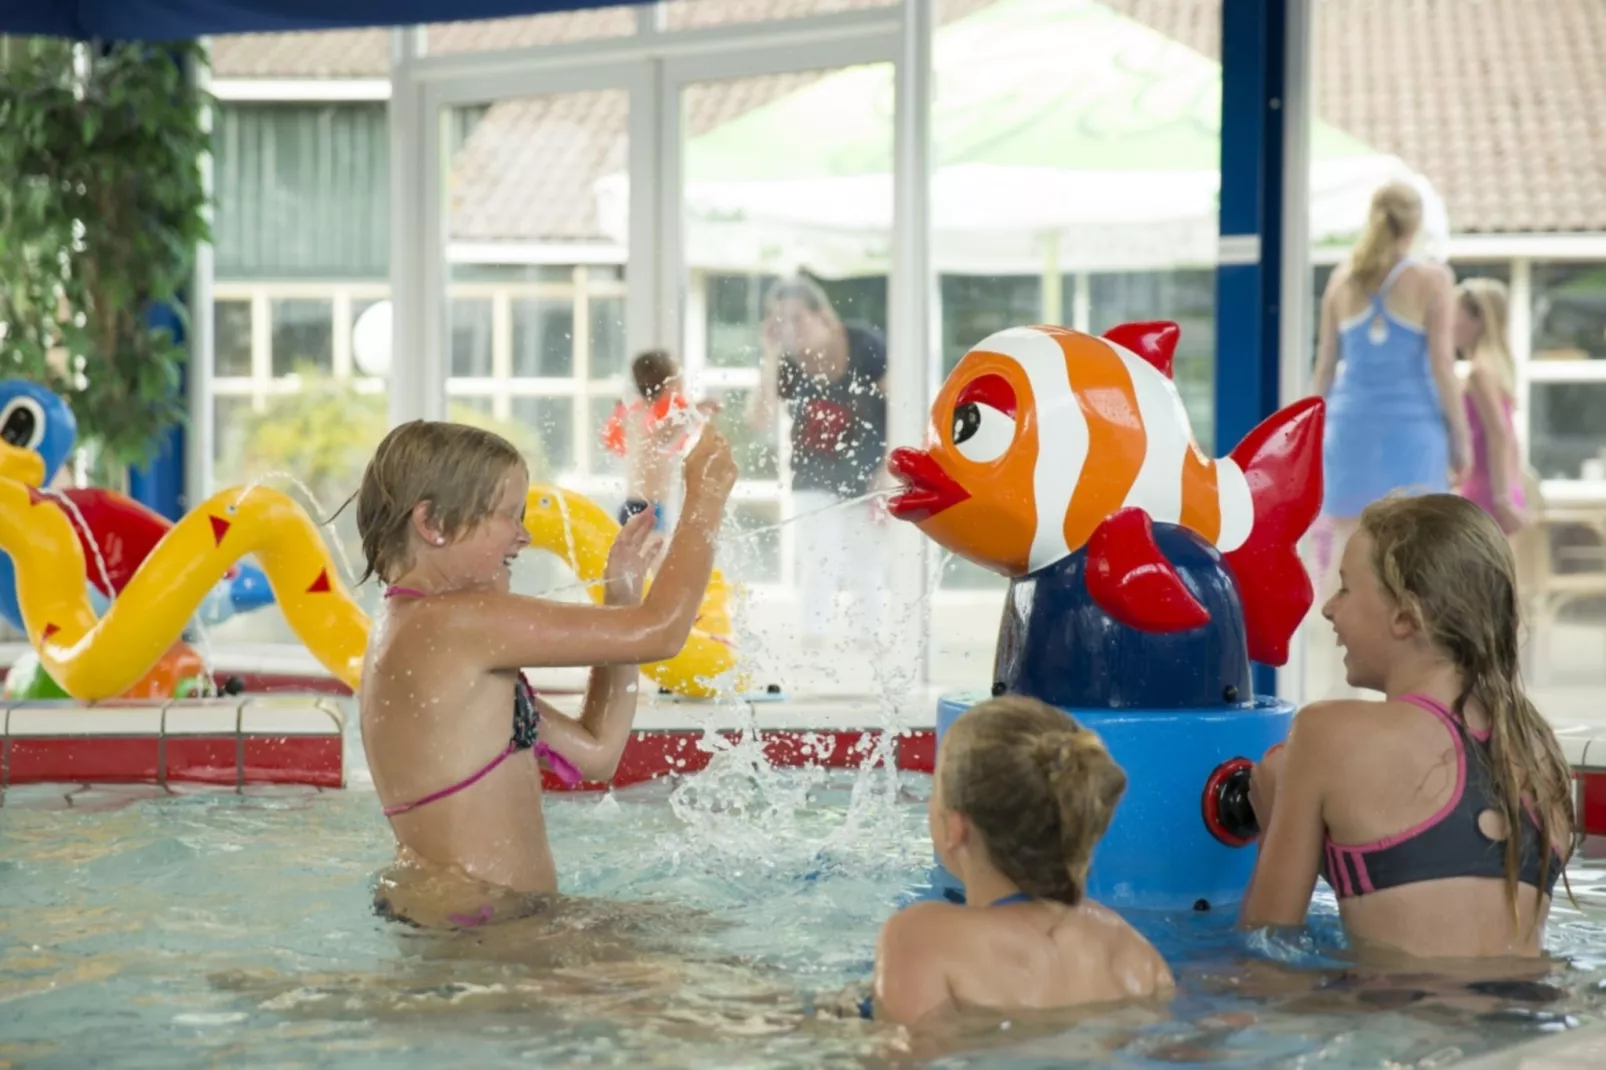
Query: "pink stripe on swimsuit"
379 584 584 819
1321 693 1562 900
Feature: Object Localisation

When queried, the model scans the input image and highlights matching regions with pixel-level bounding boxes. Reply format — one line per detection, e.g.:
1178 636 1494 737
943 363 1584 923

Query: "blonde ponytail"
1349 181 1424 292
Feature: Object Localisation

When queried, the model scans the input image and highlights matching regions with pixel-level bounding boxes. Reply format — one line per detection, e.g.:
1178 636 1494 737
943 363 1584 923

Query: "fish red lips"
886 447 971 522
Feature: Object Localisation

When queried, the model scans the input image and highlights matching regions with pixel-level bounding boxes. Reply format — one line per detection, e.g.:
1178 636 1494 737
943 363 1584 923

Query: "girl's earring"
435 537 445 546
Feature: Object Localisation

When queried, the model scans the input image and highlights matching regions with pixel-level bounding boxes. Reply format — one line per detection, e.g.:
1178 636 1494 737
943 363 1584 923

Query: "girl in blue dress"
1311 181 1471 596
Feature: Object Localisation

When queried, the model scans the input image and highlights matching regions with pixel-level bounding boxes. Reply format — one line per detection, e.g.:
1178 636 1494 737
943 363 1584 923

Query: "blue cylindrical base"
930 691 1294 913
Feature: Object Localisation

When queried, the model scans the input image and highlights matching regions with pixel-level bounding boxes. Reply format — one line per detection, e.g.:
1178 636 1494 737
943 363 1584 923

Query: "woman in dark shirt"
747 276 890 648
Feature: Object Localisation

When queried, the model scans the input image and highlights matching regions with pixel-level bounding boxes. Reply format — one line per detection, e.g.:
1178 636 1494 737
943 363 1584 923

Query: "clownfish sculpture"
887 322 1325 667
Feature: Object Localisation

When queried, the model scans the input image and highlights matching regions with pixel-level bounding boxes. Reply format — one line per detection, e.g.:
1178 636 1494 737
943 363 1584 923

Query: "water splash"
228 471 359 586
39 489 118 609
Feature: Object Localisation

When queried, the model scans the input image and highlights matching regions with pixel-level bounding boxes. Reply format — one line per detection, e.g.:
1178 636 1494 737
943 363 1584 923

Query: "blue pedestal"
929 691 1293 913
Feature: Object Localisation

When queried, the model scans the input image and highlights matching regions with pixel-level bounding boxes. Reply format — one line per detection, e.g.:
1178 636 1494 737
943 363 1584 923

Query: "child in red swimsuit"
600 349 721 531
356 418 736 927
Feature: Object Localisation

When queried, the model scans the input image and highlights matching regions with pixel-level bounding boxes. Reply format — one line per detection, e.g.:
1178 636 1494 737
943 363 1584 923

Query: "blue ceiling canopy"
0 0 620 41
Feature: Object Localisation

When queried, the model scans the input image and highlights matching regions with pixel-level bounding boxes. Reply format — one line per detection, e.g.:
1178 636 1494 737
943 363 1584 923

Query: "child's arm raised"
447 428 739 672
532 511 662 782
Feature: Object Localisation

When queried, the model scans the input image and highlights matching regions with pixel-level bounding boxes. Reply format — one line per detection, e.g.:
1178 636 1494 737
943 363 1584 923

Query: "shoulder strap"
1375 256 1414 302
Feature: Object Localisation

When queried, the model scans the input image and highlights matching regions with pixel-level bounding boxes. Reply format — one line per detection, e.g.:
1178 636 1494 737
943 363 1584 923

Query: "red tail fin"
1220 397 1326 666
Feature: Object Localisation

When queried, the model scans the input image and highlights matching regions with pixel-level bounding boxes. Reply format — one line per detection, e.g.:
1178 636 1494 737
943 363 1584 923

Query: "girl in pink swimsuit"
1240 493 1573 960
355 418 737 928
1452 278 1528 536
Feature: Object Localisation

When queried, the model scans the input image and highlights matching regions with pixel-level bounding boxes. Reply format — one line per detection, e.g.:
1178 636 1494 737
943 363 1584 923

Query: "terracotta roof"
1099 0 1606 234
210 0 1606 236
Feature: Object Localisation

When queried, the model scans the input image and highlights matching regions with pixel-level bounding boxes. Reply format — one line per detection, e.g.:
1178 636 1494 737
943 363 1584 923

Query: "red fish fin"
1085 507 1211 633
1102 321 1181 379
1221 397 1326 666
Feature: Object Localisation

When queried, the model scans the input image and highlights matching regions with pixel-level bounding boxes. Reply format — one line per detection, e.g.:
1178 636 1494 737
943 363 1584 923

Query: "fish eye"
0 396 46 452
950 374 1017 464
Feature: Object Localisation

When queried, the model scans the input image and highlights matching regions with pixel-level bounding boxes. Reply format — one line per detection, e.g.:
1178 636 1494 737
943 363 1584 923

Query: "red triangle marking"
208 515 231 546
41 622 59 641
306 568 331 594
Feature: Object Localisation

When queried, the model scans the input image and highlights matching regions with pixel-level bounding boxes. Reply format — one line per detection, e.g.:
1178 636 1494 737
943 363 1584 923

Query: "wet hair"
352 420 525 586
1457 277 1516 397
763 274 838 320
1358 493 1576 928
1349 180 1424 293
631 349 680 402
938 695 1127 906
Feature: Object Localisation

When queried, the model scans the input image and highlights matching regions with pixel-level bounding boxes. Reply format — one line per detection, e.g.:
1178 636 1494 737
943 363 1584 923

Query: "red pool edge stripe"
0 727 935 793
542 729 939 792
6 729 1606 823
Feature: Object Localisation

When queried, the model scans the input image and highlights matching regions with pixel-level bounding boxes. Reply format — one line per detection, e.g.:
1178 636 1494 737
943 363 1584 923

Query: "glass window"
1533 263 1606 363
719 500 783 585
705 387 779 482
588 394 627 480
451 395 493 418
513 396 576 473
214 301 253 377
1089 270 1216 453
681 63 897 689
269 299 334 377
705 273 774 369
1528 383 1606 482
940 275 1040 377
211 395 255 485
512 299 575 378
589 296 628 381
450 299 494 378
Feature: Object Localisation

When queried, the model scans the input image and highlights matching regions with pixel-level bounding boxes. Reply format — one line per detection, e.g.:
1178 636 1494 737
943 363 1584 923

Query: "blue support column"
1215 0 1287 699
126 44 196 522
127 302 189 520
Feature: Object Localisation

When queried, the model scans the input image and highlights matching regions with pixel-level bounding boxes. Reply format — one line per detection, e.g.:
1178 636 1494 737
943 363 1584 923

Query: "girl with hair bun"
864 696 1173 1026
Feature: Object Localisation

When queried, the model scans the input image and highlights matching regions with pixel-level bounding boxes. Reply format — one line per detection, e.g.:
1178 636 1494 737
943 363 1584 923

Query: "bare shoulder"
1406 259 1455 290
1289 699 1384 759
1075 902 1175 993
878 902 960 962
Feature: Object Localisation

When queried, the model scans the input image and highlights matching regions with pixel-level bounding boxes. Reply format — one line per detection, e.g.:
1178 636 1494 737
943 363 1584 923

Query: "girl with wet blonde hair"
1453 277 1528 535
863 696 1173 1026
1242 493 1573 960
355 418 738 927
1311 181 1473 600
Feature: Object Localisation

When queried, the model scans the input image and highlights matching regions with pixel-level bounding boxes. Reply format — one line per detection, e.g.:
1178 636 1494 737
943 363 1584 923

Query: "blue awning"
0 0 617 41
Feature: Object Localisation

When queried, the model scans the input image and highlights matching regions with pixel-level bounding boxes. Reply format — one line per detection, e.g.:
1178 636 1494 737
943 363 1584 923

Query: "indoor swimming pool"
4 715 1606 1069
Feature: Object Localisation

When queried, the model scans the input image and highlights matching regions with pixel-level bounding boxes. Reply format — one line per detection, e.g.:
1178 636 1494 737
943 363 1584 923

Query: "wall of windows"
189 0 1605 698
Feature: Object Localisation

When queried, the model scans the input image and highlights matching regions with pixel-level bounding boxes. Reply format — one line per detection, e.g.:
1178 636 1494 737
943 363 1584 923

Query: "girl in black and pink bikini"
1242 493 1575 960
353 418 737 929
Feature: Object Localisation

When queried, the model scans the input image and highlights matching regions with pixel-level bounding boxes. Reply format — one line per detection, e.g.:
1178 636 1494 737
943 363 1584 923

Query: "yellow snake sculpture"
0 469 742 701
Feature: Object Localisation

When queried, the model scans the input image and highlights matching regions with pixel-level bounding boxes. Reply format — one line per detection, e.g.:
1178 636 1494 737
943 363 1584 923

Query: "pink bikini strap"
382 741 518 816
385 585 427 599
535 742 586 787
1400 692 1491 742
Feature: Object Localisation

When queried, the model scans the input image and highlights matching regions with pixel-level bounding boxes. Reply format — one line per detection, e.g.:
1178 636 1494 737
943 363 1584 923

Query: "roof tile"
212 0 1606 235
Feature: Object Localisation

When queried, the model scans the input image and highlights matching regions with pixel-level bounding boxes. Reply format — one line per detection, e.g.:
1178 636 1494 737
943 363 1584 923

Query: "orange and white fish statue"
887 321 1324 667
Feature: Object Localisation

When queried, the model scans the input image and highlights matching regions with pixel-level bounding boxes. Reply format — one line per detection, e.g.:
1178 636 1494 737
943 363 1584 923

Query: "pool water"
5 721 1606 1069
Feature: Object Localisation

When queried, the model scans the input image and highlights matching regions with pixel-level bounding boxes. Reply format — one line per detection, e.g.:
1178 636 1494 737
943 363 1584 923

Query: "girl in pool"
1241 493 1574 959
356 419 737 927
863 696 1173 1026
